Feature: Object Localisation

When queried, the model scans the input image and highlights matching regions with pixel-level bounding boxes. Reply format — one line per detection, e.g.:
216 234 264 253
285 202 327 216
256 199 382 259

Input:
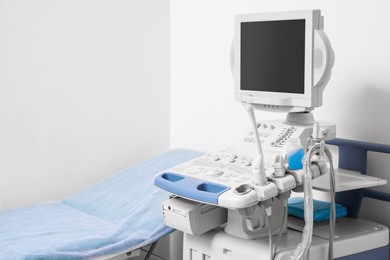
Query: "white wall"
171 0 390 230
0 0 170 209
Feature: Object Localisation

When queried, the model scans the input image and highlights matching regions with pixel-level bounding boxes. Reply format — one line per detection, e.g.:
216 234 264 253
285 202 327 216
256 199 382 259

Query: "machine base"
183 218 389 260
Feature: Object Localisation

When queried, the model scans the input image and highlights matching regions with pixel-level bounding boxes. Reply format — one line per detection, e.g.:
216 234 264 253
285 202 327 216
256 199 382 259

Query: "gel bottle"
287 138 304 170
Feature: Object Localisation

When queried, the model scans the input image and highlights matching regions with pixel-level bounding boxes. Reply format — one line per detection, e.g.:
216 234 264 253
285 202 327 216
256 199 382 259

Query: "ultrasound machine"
155 10 389 260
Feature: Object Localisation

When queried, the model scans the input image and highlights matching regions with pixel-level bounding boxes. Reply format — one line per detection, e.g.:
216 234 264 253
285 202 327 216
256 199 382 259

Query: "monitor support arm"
245 104 267 186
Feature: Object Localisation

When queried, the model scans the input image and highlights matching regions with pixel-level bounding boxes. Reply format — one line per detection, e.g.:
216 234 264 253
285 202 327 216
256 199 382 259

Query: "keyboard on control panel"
169 151 275 186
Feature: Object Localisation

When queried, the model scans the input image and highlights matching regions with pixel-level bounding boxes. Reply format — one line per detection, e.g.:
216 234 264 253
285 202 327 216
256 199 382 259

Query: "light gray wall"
0 0 170 209
171 0 390 231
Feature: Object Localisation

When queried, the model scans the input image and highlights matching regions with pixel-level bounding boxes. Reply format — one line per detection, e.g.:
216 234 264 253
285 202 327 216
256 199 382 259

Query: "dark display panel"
241 19 305 94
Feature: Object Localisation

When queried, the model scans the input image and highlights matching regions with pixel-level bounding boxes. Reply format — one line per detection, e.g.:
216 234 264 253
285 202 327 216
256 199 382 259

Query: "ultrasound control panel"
154 120 336 209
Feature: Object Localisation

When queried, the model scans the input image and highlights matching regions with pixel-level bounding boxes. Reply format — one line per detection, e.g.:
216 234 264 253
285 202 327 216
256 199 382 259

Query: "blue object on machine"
155 172 230 204
288 148 305 170
288 197 348 222
0 149 203 259
287 138 304 170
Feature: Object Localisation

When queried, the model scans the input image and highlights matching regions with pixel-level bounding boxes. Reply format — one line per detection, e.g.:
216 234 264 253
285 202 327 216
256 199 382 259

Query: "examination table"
0 149 202 259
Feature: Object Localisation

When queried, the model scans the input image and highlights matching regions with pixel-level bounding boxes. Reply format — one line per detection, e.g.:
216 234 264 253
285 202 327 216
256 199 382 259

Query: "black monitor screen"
240 19 305 94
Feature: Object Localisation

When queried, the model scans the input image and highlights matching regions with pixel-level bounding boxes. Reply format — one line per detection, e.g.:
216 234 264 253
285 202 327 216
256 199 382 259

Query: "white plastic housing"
162 197 227 236
233 10 334 112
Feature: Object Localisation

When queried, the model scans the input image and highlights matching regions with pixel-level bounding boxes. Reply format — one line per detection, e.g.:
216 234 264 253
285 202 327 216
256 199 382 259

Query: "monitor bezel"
234 10 321 111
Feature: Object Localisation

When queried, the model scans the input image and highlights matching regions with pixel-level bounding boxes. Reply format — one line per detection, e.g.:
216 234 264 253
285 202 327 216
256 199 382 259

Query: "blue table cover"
0 149 202 259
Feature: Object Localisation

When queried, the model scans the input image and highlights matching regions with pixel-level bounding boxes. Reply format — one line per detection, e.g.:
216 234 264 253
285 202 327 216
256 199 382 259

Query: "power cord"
272 201 288 258
306 141 336 260
268 214 273 260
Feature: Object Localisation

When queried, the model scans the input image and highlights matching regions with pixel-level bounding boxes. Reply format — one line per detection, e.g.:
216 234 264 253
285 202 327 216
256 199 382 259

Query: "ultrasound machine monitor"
233 10 334 113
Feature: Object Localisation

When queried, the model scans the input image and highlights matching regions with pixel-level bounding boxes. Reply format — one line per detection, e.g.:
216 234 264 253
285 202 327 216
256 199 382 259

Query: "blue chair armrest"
326 138 390 218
